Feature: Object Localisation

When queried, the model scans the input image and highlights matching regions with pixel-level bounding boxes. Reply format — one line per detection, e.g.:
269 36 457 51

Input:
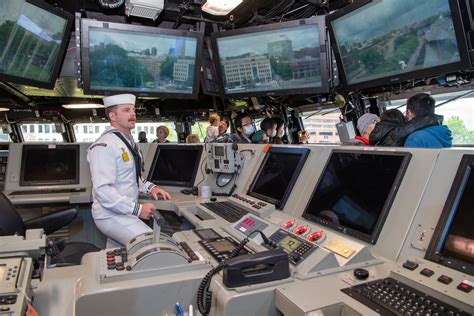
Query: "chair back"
0 193 26 236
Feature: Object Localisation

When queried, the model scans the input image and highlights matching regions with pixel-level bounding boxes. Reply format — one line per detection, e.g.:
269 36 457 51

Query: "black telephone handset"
223 249 290 288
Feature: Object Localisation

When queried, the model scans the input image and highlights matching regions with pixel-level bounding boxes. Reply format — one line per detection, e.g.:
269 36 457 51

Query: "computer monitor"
20 144 80 186
0 0 73 89
327 0 470 91
425 155 474 276
302 150 411 244
211 16 329 98
147 145 203 187
81 19 203 98
247 147 310 209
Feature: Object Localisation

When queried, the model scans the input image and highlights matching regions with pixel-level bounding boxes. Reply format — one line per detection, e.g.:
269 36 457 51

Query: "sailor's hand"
150 186 171 200
139 203 156 220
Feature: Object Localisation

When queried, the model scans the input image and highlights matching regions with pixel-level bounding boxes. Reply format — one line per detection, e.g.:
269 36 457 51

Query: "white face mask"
243 125 255 135
277 129 284 137
269 130 277 138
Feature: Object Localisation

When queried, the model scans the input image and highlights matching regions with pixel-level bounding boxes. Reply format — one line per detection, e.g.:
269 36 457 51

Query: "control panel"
205 143 242 174
279 219 325 244
0 257 33 316
394 258 474 310
228 194 275 217
233 215 268 237
195 229 249 262
268 229 317 265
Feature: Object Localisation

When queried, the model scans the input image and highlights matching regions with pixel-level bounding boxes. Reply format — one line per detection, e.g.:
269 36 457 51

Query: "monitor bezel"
425 154 474 276
326 0 471 91
19 144 80 186
147 144 203 187
0 0 73 89
210 16 330 98
247 146 310 209
302 149 412 244
81 19 204 98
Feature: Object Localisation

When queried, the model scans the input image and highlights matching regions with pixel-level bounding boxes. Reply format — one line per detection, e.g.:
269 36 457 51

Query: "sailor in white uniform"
87 94 171 246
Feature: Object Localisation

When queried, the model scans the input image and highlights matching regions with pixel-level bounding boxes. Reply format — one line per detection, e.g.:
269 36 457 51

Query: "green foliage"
89 44 154 88
360 47 384 72
446 116 474 144
191 122 209 141
0 21 61 82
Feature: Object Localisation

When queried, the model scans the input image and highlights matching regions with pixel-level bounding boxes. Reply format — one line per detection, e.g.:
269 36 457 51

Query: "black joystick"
354 268 369 280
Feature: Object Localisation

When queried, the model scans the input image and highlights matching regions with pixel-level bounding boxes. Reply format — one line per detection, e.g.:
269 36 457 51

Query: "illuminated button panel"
234 215 268 237
280 219 297 230
307 231 325 243
293 225 310 236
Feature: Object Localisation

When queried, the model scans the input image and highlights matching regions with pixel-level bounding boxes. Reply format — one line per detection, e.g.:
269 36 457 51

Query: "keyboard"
10 188 86 195
201 201 248 223
342 277 471 316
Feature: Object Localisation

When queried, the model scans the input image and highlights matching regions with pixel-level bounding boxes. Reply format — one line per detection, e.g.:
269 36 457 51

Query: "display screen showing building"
216 23 322 95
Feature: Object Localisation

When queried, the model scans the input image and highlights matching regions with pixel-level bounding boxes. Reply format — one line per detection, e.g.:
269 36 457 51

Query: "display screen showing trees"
332 0 460 85
0 1 68 84
87 28 197 94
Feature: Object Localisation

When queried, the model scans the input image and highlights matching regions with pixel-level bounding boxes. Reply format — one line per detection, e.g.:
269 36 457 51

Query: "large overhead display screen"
81 19 202 98
0 0 73 89
212 17 329 97
327 0 469 90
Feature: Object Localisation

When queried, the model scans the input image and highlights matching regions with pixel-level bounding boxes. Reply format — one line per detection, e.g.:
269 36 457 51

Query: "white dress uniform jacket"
87 127 156 245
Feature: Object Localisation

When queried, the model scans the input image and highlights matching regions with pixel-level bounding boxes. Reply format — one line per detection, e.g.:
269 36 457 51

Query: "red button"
437 275 452 284
457 282 472 293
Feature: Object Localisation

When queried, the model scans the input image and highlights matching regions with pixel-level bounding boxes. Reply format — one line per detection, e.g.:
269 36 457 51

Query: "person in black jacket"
369 108 441 146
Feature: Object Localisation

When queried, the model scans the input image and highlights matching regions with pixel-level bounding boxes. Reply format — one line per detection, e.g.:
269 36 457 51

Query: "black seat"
0 193 100 265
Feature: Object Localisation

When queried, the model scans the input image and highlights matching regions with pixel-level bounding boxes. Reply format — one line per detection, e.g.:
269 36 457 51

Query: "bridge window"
73 122 178 143
0 127 11 142
387 90 474 146
20 124 64 142
302 111 341 144
191 121 210 142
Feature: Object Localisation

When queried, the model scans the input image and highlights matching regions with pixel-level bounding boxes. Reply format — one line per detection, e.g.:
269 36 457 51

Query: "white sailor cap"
102 94 136 108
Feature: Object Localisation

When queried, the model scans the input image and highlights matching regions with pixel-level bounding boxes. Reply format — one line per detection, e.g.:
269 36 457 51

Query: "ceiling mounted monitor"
327 0 470 91
81 19 203 98
0 0 73 89
211 17 329 98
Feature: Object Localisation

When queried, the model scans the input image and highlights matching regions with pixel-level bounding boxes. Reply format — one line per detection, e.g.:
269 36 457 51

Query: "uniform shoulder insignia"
89 143 107 150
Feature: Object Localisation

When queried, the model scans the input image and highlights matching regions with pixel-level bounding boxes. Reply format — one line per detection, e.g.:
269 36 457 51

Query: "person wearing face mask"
229 112 255 144
252 117 277 144
272 117 286 144
87 94 171 247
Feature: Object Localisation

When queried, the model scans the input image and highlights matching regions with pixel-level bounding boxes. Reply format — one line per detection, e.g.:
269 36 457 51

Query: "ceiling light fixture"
201 0 243 16
62 104 104 109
